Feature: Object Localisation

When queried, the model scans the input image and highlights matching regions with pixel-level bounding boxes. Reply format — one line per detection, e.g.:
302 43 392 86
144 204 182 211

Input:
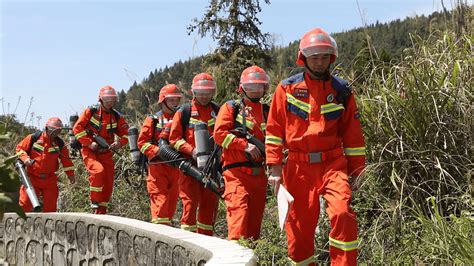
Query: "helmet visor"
242 83 267 92
101 95 118 103
192 89 216 97
301 45 336 58
192 79 216 91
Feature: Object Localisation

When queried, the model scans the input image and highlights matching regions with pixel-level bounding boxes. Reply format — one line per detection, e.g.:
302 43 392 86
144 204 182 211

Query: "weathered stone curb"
0 213 256 265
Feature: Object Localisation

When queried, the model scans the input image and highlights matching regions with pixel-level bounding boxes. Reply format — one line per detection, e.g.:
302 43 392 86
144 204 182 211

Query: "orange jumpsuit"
16 132 75 212
214 99 267 240
138 111 181 225
265 72 365 265
169 100 219 235
73 105 129 214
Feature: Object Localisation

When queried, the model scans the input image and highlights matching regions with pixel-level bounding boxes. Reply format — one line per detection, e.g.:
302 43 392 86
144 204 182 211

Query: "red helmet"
296 28 338 66
98 85 118 102
45 117 63 130
239 65 269 93
159 84 183 103
191 73 216 93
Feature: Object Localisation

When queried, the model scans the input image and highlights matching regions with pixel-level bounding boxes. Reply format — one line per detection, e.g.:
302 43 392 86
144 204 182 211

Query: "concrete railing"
0 213 256 265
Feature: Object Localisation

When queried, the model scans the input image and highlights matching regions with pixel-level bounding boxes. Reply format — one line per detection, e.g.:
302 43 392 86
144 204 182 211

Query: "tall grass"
345 27 473 263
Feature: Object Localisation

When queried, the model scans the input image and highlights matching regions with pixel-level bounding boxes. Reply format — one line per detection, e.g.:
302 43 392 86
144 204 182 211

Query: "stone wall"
0 213 256 265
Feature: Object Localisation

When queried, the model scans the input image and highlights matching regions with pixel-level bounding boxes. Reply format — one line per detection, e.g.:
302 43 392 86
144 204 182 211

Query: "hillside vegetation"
1 4 472 264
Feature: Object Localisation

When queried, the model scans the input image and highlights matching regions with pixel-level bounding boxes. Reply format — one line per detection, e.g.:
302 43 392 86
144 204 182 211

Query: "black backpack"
179 102 221 138
70 105 122 150
28 131 65 153
227 99 270 131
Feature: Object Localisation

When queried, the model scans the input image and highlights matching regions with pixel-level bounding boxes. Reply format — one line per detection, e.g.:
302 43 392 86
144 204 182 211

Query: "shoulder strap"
281 72 305 86
89 105 98 116
210 101 220 115
28 131 43 153
227 100 240 121
262 103 270 121
110 108 122 121
331 75 353 107
55 137 65 149
180 103 192 137
150 113 159 143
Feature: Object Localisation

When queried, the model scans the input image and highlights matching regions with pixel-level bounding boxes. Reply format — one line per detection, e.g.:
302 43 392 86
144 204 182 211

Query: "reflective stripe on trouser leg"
179 174 201 230
322 155 358 265
197 185 219 236
284 160 324 263
147 163 180 222
82 149 106 203
224 168 267 240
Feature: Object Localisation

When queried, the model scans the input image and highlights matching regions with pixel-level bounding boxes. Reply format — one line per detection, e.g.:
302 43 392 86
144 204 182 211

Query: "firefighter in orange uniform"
214 66 269 241
138 84 183 225
16 117 76 212
169 73 220 235
73 86 129 214
265 28 366 265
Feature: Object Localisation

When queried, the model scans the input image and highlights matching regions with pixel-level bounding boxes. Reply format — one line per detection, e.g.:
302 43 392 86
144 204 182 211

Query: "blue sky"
1 0 451 128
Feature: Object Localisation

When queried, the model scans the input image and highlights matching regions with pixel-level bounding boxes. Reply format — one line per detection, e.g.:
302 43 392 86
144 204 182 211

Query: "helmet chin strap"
303 59 330 81
163 101 177 113
195 98 211 107
242 90 261 103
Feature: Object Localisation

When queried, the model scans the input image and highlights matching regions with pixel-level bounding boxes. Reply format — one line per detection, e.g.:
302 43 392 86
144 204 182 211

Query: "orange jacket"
265 72 366 176
169 100 217 156
214 99 266 166
16 132 75 177
137 111 174 160
73 105 129 147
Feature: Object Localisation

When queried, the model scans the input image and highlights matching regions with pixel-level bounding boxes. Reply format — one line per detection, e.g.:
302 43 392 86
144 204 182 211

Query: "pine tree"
188 0 272 100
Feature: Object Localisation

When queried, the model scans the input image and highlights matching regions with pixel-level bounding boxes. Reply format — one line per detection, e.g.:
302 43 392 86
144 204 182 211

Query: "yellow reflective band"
265 135 283 146
90 117 100 127
260 122 266 132
98 202 109 207
16 150 27 156
155 123 163 129
344 147 365 156
33 143 44 151
289 255 316 265
189 118 201 125
75 131 87 139
222 134 236 149
48 146 60 153
207 118 215 127
62 166 75 172
140 143 152 153
235 114 254 129
197 222 213 231
329 237 359 251
174 139 186 150
286 93 310 113
181 224 197 232
320 103 345 114
106 123 117 129
121 135 128 140
153 217 171 224
90 186 103 192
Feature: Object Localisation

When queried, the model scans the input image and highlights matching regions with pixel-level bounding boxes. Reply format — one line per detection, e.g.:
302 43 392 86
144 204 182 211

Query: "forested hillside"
1 3 472 264
118 9 454 120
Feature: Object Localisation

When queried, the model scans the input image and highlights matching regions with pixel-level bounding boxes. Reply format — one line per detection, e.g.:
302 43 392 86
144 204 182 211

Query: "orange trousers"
223 167 267 240
19 174 58 212
81 148 115 214
284 155 358 266
147 162 180 225
179 174 219 235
